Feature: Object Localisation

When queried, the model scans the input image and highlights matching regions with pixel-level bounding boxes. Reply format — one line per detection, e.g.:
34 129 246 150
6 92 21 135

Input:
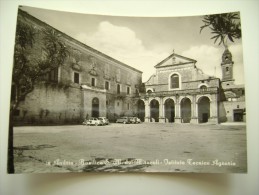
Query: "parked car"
98 117 109 125
86 117 103 126
116 117 130 124
135 117 141 123
129 117 141 124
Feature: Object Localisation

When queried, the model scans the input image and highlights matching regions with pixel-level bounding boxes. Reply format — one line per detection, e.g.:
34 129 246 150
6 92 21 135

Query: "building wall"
14 83 82 124
13 9 142 125
219 100 246 122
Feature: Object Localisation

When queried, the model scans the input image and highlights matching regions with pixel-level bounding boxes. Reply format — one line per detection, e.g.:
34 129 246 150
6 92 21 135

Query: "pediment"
155 53 197 68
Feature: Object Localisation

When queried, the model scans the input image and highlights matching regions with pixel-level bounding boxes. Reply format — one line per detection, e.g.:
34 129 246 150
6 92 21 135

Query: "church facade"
141 53 220 124
12 9 245 125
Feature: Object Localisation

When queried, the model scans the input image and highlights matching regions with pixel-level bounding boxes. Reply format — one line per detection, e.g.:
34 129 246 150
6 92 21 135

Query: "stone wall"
14 82 82 125
218 100 246 122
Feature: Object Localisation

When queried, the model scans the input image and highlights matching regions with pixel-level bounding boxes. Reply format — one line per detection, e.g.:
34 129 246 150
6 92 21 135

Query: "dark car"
116 117 130 124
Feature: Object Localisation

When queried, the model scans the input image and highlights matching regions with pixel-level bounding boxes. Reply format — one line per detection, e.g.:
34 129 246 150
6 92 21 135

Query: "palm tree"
200 12 241 47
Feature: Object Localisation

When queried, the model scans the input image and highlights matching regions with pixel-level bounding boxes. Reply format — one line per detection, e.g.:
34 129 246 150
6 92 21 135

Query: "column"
159 98 165 122
190 95 198 124
208 94 219 124
174 95 181 123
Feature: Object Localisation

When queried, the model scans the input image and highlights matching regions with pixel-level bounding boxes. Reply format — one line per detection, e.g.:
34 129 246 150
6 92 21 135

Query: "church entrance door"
150 99 159 122
181 98 191 123
165 98 175 123
198 96 210 123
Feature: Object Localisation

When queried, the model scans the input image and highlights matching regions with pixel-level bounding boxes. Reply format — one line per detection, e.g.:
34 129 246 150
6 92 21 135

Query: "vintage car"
86 117 103 126
98 117 109 125
129 117 141 124
116 117 130 124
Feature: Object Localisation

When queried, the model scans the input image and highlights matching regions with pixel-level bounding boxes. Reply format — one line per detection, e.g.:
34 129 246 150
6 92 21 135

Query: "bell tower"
221 46 234 87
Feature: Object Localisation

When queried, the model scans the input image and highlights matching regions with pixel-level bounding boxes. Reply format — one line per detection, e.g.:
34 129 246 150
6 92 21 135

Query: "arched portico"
197 96 210 123
164 98 175 123
150 99 159 122
180 97 191 123
198 96 210 123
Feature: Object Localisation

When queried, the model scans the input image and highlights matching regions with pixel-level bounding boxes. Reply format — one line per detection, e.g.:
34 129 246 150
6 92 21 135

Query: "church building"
139 48 245 124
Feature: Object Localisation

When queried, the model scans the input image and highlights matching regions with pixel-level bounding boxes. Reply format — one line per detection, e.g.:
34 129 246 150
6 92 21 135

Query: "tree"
8 14 69 173
200 13 241 46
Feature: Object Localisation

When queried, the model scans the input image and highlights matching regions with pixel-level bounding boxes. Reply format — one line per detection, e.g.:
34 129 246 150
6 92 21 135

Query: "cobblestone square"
13 123 247 173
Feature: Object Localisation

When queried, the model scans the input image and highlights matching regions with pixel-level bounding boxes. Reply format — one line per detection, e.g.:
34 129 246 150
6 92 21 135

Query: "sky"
20 6 244 84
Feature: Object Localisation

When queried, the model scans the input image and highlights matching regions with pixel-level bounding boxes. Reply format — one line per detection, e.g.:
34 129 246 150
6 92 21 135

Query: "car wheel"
95 123 98 126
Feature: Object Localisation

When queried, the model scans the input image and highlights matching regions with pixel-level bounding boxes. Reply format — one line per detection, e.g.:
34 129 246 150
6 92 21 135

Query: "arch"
163 97 176 104
137 99 145 122
198 83 209 89
168 72 181 90
147 90 152 94
150 99 159 122
197 96 210 123
148 97 160 105
180 97 191 123
164 98 175 123
196 95 212 103
179 96 193 104
92 97 99 117
146 88 154 92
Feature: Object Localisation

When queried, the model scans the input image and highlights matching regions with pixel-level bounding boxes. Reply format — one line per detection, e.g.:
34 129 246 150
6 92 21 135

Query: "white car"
98 117 109 125
86 118 103 126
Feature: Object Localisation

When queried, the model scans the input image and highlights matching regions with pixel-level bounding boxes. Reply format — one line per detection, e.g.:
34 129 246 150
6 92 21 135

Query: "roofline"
156 62 194 68
18 8 143 74
144 74 156 83
154 53 197 68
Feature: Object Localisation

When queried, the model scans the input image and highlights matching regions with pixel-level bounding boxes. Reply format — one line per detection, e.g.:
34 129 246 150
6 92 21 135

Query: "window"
127 86 130 95
127 103 130 110
200 85 207 91
117 84 121 94
226 67 230 74
74 72 79 84
91 78 96 87
147 90 152 94
170 74 179 89
127 73 131 85
116 69 121 82
226 67 229 72
47 68 59 82
105 64 110 76
105 81 109 90
117 102 120 106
